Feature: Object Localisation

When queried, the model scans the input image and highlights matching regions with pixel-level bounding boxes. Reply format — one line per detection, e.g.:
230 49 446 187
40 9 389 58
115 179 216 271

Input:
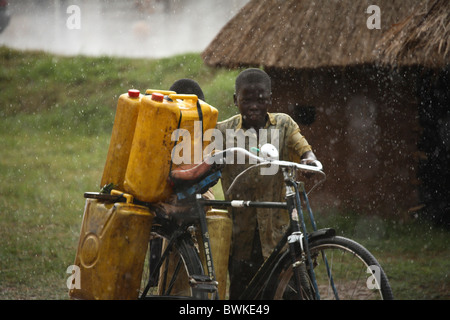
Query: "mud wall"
268 66 421 217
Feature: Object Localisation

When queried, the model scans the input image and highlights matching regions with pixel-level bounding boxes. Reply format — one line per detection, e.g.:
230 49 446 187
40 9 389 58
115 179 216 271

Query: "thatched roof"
376 0 450 68
202 0 427 69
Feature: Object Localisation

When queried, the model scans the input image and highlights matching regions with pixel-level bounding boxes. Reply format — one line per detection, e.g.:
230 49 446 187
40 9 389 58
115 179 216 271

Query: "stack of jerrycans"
122 90 219 202
69 89 153 300
70 88 229 299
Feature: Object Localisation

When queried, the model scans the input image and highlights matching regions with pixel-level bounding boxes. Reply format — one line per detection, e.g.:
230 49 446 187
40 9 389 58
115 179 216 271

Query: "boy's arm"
287 128 313 163
285 116 320 167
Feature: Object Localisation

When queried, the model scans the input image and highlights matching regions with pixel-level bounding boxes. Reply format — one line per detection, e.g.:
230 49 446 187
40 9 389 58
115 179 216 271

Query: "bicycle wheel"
266 236 394 300
139 233 208 300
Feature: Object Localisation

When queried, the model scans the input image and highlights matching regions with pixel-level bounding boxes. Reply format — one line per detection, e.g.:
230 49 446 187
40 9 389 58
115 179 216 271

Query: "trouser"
228 225 264 300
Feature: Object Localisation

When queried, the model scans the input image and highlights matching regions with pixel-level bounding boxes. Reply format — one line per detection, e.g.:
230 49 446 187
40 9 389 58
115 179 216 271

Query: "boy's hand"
300 159 322 170
299 158 323 180
300 159 317 166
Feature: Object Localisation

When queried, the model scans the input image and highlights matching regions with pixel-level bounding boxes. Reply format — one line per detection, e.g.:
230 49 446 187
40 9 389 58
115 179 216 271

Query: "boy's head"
235 68 271 95
170 78 205 101
234 68 272 130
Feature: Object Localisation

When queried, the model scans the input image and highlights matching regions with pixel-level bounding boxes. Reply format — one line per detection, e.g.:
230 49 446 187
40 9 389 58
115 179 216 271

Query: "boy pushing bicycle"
215 68 321 299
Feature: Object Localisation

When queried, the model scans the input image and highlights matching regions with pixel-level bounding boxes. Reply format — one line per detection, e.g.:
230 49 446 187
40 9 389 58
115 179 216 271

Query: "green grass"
0 46 239 122
0 131 108 299
313 211 450 299
0 46 449 300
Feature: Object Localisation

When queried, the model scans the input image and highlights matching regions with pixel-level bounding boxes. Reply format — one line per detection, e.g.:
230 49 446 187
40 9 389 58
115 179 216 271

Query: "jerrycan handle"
145 89 176 96
168 94 199 104
111 189 134 204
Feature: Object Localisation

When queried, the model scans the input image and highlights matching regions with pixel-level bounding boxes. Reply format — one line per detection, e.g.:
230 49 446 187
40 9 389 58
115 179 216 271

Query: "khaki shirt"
216 113 312 260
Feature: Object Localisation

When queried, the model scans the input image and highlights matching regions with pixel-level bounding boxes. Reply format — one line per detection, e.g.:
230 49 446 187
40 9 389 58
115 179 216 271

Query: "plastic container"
123 93 218 203
69 195 154 300
145 89 177 96
100 89 177 190
100 89 142 190
159 208 232 299
199 209 232 299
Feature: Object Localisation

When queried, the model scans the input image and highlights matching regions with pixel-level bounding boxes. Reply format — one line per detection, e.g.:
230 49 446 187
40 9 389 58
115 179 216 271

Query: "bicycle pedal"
189 275 218 293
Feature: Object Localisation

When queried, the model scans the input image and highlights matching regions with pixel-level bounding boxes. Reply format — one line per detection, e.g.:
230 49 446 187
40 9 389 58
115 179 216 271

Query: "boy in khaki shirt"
216 68 319 299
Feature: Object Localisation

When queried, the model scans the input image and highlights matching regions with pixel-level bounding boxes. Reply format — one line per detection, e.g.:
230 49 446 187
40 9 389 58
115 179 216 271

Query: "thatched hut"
376 0 449 226
376 0 449 68
202 0 441 218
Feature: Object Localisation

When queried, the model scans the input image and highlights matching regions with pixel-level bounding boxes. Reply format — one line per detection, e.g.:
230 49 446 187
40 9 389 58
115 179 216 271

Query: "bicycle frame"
140 147 332 300
197 166 325 300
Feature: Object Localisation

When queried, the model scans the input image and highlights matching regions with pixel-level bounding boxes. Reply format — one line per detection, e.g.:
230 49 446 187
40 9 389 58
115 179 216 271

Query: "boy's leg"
228 226 264 299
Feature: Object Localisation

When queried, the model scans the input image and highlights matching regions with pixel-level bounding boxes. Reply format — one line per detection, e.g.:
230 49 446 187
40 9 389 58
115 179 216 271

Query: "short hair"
169 78 205 101
235 68 271 95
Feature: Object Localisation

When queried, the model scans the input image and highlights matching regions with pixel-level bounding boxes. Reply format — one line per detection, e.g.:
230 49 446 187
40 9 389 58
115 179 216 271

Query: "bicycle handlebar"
209 147 324 173
207 147 326 196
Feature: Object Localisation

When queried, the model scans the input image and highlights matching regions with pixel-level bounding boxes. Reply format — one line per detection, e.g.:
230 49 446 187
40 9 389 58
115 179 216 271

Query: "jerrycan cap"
128 89 140 98
151 92 164 102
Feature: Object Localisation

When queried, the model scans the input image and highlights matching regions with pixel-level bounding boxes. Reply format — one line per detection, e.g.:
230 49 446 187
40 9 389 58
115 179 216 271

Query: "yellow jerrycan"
100 89 177 190
100 89 141 190
160 208 232 299
123 92 218 203
69 192 154 300
198 208 232 299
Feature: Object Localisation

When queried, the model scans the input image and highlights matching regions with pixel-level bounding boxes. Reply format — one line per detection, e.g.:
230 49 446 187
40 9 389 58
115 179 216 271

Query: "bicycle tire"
265 236 394 300
139 233 208 300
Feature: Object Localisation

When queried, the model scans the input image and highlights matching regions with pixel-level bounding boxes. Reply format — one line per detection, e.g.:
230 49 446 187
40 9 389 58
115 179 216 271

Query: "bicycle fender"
307 228 336 243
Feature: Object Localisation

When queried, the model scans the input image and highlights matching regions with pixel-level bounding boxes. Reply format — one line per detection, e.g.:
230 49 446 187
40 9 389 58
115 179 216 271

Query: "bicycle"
99 146 394 300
